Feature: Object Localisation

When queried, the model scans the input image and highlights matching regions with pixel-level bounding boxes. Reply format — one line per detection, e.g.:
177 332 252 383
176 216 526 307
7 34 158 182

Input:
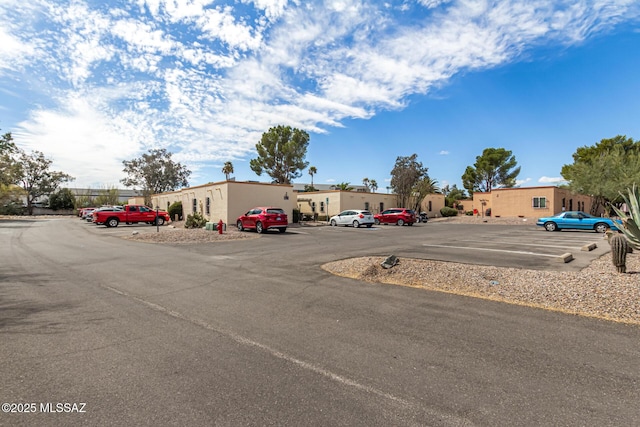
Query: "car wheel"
237 220 244 231
397 219 405 226
353 220 360 228
256 221 264 234
544 222 557 232
278 227 286 233
330 219 337 226
106 218 119 228
155 217 165 226
594 223 609 233
374 218 380 225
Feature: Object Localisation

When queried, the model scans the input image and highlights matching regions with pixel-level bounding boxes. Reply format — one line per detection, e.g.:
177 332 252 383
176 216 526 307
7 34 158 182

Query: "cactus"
608 233 630 273
611 184 640 251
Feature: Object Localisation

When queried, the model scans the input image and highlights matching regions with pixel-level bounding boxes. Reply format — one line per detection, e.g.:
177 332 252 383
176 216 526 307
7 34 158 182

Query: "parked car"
329 210 375 228
79 207 97 219
88 206 124 223
374 208 416 226
237 207 288 233
93 204 170 227
536 211 621 233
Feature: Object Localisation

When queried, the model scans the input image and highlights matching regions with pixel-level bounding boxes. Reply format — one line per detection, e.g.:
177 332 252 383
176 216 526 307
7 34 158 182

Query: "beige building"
296 190 445 219
469 186 596 218
151 181 296 225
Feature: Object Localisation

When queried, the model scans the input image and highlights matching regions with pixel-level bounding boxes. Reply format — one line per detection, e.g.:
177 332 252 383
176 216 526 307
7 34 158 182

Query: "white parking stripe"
422 243 562 258
458 239 594 250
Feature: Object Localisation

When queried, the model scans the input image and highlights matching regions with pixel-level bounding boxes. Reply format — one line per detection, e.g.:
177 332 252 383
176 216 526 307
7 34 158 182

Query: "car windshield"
266 208 285 214
361 211 371 215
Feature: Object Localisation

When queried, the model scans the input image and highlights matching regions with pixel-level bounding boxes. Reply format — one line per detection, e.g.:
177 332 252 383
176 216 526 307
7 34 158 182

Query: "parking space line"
422 243 562 258
458 239 595 250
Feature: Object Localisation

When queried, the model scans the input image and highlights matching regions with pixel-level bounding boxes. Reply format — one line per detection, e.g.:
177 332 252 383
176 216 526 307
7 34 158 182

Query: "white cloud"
515 178 532 186
539 176 566 184
439 150 449 155
2 0 640 187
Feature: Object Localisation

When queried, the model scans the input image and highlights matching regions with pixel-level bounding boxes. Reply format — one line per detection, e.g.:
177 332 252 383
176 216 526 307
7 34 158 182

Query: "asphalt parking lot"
84 218 610 272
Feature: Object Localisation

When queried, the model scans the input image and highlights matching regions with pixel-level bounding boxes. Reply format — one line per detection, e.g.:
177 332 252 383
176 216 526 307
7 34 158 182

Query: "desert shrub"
184 212 207 229
168 201 183 221
440 207 458 217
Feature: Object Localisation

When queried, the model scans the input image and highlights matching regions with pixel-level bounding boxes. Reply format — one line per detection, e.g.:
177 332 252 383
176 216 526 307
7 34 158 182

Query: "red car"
374 208 416 226
237 207 288 234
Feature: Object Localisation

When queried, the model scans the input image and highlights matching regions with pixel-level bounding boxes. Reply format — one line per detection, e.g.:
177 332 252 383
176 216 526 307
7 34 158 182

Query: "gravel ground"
5 215 638 324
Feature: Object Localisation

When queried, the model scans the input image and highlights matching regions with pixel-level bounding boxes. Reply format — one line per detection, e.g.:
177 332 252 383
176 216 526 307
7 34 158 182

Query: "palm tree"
335 182 354 191
362 177 370 191
222 161 234 180
308 166 317 190
370 179 378 192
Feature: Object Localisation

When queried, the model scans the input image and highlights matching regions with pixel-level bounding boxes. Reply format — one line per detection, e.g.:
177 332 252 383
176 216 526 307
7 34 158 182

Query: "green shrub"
440 207 458 217
168 201 183 221
465 210 474 216
184 212 207 229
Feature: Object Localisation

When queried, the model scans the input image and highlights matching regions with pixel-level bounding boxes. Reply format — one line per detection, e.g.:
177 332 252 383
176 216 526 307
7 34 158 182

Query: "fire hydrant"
218 219 224 234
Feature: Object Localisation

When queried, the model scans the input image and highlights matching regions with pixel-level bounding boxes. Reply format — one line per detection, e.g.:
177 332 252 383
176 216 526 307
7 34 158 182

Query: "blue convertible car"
536 211 621 233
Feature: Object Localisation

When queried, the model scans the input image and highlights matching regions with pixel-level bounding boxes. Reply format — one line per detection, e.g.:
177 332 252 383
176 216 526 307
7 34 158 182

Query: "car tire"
278 227 286 233
374 218 380 225
544 221 557 232
256 221 264 234
330 219 337 226
155 217 165 226
106 218 119 228
237 220 244 231
397 219 405 226
594 223 609 233
353 220 360 228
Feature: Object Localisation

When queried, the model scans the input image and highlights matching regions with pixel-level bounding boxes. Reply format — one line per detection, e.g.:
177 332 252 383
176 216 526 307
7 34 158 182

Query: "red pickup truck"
93 205 171 228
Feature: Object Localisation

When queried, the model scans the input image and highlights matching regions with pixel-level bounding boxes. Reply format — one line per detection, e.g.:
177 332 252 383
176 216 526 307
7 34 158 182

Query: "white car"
329 210 375 228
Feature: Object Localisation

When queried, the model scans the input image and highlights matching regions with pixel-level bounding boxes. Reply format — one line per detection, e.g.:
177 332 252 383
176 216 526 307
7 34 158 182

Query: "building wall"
470 187 596 218
152 181 295 225
417 194 446 218
297 191 400 217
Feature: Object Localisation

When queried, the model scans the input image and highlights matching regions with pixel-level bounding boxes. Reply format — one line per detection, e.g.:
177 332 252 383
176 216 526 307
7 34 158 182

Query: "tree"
14 150 73 215
462 148 520 195
390 154 429 208
49 188 76 210
561 136 640 215
222 161 234 180
335 182 354 191
94 187 121 206
413 177 439 212
1 130 18 186
369 179 378 192
121 148 191 206
250 125 310 184
442 184 467 208
308 166 317 190
362 177 370 191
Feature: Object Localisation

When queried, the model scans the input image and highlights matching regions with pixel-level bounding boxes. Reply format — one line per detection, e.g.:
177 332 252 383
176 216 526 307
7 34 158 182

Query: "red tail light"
359 214 364 218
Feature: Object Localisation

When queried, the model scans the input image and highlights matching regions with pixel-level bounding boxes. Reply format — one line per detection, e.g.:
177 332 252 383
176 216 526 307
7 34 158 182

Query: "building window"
532 197 547 208
192 198 197 213
364 202 370 211
379 202 384 213
428 201 432 212
206 197 211 215
569 199 573 211
311 201 316 212
320 201 325 212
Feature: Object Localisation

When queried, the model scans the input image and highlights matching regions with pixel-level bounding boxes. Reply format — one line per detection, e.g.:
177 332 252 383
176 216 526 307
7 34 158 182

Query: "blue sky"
1 0 639 193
